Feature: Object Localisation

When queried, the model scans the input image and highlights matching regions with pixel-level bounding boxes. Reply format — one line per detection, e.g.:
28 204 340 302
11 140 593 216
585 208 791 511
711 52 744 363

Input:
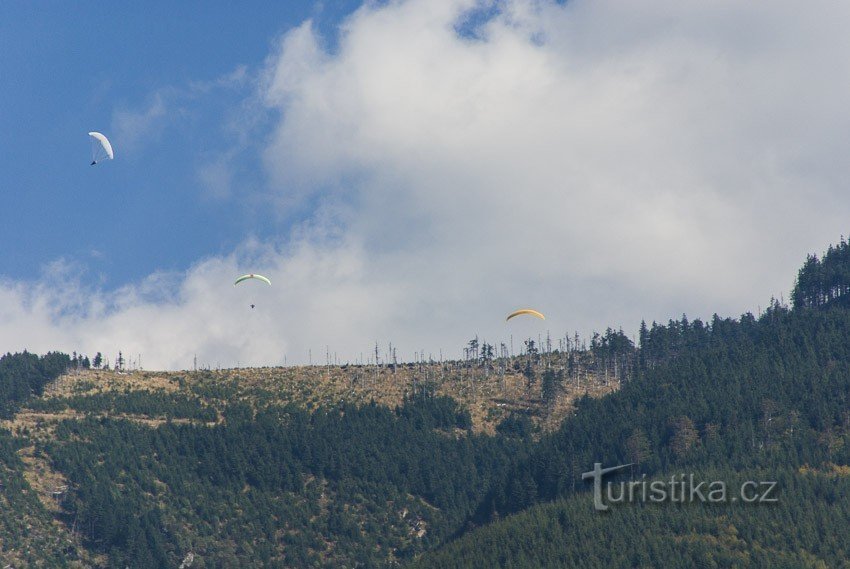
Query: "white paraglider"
88 132 114 165
234 274 272 309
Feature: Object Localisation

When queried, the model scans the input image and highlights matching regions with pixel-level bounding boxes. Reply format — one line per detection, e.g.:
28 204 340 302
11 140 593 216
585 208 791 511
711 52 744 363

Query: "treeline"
0 351 69 416
28 390 217 422
412 240 850 566
792 237 850 308
478 300 850 519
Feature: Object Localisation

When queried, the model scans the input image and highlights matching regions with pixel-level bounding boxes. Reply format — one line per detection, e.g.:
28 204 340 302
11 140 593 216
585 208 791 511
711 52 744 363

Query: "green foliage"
792 237 850 308
42 395 525 567
495 414 534 439
416 468 850 568
540 369 563 404
28 390 217 421
479 303 850 519
417 238 850 566
396 393 472 431
0 351 69 416
0 446 81 565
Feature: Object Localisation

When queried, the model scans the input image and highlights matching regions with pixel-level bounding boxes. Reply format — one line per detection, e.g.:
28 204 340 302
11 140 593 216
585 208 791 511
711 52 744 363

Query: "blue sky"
1 1 359 286
2 0 850 369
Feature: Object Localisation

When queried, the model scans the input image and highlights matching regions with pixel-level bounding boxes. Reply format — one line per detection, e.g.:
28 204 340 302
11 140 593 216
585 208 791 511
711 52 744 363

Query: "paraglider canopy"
235 274 271 310
506 308 545 322
234 274 272 286
88 132 114 165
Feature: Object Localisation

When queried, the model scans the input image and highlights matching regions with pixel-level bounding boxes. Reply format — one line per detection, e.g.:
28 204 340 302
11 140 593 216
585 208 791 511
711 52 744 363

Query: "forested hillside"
416 469 850 568
416 241 850 567
476 300 850 518
3 241 850 567
0 351 92 567
0 340 616 566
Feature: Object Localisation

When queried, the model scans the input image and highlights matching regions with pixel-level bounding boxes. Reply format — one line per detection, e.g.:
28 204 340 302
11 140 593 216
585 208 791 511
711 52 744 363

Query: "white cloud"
111 92 169 153
0 238 395 370
5 0 850 368
257 0 850 340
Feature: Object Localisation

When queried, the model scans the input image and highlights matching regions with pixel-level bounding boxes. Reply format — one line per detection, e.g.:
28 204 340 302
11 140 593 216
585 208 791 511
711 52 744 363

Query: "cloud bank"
5 0 850 369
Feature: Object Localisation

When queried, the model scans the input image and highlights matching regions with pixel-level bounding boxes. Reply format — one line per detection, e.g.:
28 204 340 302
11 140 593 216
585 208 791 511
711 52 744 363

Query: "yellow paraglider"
506 308 545 322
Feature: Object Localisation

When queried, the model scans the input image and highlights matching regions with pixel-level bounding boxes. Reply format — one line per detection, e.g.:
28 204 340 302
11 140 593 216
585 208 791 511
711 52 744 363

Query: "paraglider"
234 274 271 309
88 132 114 165
234 274 272 287
506 308 545 322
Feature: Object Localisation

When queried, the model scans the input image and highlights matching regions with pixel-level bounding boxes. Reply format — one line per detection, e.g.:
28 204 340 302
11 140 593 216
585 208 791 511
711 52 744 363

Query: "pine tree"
669 416 699 459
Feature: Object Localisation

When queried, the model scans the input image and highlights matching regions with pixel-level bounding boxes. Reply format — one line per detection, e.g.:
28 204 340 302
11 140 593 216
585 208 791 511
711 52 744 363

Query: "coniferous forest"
4 241 850 566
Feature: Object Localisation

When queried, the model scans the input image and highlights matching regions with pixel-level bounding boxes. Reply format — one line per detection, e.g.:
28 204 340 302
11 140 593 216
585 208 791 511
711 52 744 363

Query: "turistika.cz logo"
581 463 779 511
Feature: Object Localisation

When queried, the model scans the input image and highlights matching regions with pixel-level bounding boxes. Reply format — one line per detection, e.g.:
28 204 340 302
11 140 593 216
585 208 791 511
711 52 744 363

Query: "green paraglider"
234 274 272 286
234 274 271 309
